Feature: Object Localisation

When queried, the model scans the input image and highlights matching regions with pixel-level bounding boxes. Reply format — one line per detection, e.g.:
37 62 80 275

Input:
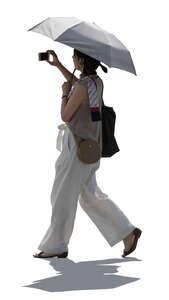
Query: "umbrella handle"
68 68 76 86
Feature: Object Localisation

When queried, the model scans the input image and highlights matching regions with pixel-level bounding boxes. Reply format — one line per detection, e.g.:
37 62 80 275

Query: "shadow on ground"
23 256 142 293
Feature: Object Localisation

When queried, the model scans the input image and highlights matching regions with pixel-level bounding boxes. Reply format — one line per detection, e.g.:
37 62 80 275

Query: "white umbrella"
28 17 136 76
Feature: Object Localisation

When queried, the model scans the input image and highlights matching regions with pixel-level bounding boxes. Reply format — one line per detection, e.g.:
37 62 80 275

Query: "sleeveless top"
65 73 103 154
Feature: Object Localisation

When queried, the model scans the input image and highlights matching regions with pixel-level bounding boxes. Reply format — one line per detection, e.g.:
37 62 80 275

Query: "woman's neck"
80 72 98 79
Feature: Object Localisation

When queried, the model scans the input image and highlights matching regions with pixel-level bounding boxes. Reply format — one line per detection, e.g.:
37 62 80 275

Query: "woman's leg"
36 128 99 255
79 171 136 247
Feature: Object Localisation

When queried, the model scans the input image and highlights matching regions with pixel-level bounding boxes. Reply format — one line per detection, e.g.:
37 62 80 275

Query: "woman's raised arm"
46 50 78 85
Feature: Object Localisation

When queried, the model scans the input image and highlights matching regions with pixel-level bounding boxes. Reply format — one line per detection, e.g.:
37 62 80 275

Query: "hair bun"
100 63 108 73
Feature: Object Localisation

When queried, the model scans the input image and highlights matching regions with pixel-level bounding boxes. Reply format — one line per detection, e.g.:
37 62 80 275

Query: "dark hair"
73 49 107 76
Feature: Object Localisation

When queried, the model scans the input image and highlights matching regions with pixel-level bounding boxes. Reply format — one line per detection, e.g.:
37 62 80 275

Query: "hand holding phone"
38 50 60 67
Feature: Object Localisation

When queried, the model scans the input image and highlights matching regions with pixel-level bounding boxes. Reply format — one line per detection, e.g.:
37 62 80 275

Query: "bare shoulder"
73 81 88 98
68 82 88 106
62 83 88 122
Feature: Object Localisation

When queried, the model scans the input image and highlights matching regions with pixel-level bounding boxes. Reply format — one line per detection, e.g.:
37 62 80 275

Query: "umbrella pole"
68 68 76 86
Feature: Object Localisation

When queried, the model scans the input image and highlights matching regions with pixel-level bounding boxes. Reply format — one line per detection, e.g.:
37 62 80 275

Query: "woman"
33 49 142 258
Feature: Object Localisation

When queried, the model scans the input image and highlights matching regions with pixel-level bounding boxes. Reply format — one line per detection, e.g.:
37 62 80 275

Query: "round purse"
73 134 101 164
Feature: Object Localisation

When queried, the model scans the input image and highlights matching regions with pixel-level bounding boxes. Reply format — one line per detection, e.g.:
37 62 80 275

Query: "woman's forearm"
56 62 78 85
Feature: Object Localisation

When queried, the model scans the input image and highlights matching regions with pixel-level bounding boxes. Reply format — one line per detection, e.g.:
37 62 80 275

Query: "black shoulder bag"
90 77 120 157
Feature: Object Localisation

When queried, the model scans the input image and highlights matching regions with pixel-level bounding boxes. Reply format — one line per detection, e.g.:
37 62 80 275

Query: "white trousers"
37 125 135 254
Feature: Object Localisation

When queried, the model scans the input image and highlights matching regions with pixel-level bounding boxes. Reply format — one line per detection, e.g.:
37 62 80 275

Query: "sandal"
122 227 142 258
33 251 68 258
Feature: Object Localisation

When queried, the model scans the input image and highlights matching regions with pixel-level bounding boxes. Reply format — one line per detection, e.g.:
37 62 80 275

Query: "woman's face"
72 53 84 72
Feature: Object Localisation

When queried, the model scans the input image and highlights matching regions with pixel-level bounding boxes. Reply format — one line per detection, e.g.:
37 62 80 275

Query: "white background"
0 0 168 298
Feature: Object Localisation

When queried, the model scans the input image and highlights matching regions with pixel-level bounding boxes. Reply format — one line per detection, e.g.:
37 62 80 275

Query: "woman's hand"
46 50 60 66
62 81 72 96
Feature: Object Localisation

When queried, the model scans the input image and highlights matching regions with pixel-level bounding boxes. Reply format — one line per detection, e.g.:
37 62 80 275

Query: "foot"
33 251 57 258
123 231 135 252
33 251 68 258
122 227 142 257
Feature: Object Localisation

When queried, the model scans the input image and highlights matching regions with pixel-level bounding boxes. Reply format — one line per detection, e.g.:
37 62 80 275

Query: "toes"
33 252 43 257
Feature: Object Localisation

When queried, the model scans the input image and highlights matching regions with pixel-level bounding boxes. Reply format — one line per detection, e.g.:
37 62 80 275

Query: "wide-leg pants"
37 125 135 254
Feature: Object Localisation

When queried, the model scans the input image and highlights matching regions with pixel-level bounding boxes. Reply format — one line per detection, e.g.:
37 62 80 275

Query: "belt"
56 123 68 152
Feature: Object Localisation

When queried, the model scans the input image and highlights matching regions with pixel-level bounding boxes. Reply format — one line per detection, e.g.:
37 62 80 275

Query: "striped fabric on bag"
87 77 101 122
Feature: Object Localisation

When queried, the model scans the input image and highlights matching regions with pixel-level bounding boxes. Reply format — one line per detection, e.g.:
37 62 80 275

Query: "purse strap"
89 76 105 107
73 133 83 147
69 71 104 145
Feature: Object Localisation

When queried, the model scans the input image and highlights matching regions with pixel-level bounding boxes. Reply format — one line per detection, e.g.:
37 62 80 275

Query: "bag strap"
68 71 104 146
70 70 105 107
101 80 105 107
90 76 105 107
73 133 83 147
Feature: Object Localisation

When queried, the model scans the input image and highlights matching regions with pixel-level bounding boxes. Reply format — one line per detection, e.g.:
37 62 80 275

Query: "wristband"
62 94 68 99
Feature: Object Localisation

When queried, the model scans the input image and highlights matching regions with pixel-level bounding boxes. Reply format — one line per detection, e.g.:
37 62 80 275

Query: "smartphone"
38 52 49 61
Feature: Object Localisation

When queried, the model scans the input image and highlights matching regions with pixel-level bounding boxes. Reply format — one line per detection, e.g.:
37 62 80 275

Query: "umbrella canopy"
28 17 137 76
